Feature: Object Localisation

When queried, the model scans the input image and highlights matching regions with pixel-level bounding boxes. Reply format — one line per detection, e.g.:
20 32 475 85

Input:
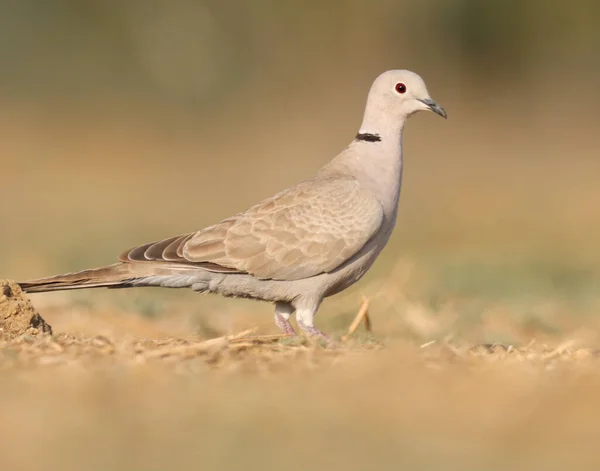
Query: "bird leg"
274 302 296 336
295 307 333 343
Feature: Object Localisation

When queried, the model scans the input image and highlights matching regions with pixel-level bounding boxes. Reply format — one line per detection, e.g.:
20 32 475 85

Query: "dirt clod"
0 279 52 338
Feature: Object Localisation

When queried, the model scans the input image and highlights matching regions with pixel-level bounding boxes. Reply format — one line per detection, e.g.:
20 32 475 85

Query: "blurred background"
1 0 599 335
1 2 600 469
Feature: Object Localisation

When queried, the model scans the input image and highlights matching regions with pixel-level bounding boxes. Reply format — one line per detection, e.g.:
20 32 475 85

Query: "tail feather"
18 263 137 293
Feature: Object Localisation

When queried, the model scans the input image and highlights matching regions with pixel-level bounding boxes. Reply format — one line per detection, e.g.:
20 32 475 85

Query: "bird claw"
275 309 335 347
299 325 337 347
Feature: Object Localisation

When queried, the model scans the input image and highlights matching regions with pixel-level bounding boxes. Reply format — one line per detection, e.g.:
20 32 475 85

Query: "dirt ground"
2 279 600 471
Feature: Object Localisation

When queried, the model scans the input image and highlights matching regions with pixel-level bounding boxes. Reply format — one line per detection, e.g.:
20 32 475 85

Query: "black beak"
418 98 447 119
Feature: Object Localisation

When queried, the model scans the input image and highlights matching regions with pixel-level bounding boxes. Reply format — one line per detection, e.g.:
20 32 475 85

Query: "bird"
18 70 446 340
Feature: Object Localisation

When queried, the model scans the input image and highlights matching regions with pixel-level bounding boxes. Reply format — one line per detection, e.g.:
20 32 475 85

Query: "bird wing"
120 175 383 281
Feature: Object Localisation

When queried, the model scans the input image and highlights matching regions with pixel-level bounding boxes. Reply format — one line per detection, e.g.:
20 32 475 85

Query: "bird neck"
322 117 406 221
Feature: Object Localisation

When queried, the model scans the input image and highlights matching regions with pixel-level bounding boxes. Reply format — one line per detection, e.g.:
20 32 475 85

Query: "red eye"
395 83 407 94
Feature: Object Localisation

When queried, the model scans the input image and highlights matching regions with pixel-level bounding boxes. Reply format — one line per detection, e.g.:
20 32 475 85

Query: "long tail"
18 263 141 293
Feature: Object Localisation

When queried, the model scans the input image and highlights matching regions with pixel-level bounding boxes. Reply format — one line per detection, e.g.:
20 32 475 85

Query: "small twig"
542 339 580 360
141 337 226 359
363 304 372 333
342 296 370 341
141 328 257 359
229 333 294 344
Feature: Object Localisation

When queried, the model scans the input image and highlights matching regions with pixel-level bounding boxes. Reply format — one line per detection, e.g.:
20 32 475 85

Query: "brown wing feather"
119 175 383 281
164 234 194 260
123 243 155 261
143 236 181 260
119 236 241 274
183 175 383 280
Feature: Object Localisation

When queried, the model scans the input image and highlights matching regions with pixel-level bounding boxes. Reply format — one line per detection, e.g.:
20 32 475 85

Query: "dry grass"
3 267 600 471
3 311 600 471
2 314 599 374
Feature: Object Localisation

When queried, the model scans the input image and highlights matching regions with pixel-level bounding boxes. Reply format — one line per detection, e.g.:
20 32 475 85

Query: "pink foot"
274 312 296 336
298 323 336 346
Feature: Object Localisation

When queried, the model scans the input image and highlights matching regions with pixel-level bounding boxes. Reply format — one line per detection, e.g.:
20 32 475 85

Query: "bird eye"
395 83 407 94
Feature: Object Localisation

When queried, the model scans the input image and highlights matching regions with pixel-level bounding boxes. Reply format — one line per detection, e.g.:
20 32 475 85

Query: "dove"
19 70 446 340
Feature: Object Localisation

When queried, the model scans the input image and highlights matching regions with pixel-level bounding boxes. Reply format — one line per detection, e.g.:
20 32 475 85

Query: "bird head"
367 70 447 120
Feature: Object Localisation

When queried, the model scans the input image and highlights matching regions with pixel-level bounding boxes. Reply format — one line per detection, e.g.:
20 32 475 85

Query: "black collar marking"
355 132 381 142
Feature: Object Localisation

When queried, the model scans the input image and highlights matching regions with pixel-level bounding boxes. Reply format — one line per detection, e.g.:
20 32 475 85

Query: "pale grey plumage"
18 70 446 339
120 175 383 281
